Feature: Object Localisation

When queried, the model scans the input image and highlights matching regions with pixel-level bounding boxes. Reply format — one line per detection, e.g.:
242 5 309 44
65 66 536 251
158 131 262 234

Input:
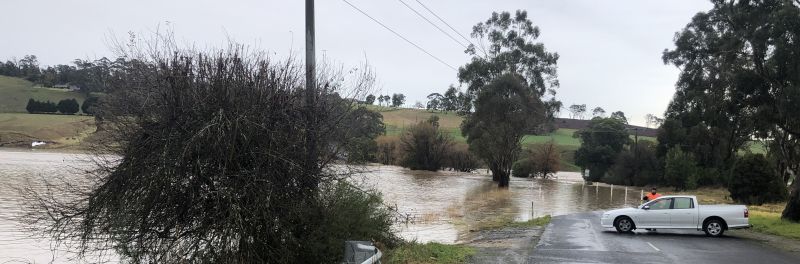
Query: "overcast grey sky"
0 0 712 126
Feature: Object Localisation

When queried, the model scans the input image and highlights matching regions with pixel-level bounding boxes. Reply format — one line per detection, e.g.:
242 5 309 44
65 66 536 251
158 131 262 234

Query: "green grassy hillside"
375 107 656 144
0 75 87 113
0 76 95 148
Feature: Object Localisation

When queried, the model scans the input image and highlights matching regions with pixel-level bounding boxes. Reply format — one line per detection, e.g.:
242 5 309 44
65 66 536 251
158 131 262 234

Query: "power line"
413 0 488 56
341 0 458 71
396 0 467 49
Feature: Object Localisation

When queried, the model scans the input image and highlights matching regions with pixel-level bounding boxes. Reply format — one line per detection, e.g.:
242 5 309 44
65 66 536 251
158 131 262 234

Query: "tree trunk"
498 170 510 188
490 162 500 182
783 178 800 221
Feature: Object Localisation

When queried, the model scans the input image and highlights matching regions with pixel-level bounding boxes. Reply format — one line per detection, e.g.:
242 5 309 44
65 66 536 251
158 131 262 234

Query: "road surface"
528 212 800 263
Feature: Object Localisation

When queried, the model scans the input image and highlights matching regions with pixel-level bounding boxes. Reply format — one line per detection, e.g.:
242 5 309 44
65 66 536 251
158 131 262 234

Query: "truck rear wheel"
704 219 725 237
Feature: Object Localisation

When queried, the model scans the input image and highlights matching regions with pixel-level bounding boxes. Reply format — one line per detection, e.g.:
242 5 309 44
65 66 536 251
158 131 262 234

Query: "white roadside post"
610 184 614 201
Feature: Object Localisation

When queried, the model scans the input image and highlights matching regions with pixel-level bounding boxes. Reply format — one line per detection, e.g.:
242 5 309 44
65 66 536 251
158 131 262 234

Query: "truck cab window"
673 197 693 209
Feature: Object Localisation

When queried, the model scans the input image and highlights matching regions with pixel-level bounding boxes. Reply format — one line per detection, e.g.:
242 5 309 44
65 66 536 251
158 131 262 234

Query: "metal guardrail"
343 241 382 264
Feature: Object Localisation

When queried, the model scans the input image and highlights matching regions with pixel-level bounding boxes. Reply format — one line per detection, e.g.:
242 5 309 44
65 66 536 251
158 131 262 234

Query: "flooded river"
355 166 644 243
0 149 645 263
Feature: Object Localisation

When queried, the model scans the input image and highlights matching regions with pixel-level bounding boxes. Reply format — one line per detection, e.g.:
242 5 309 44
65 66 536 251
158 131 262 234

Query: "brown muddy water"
0 149 645 263
353 166 644 244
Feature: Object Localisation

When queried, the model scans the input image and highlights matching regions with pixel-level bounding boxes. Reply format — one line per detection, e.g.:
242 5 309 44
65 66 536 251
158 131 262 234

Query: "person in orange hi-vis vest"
643 187 661 202
642 187 663 232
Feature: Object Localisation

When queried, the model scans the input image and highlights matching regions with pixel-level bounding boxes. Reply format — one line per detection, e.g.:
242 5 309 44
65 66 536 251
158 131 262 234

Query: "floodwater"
0 149 645 263
354 166 644 243
0 149 118 263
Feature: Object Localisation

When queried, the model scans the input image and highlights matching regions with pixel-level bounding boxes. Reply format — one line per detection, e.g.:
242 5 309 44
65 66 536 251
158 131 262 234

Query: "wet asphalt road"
528 212 800 263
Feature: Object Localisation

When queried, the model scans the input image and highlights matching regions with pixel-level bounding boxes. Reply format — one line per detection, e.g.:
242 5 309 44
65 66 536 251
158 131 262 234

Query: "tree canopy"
663 0 800 220
459 10 559 97
462 74 543 187
574 117 630 182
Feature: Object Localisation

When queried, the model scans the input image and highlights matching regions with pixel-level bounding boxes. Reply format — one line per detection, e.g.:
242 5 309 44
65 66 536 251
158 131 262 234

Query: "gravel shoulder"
463 226 545 263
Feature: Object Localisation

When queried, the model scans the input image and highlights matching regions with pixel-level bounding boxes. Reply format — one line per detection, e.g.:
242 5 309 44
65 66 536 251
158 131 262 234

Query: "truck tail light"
744 208 749 218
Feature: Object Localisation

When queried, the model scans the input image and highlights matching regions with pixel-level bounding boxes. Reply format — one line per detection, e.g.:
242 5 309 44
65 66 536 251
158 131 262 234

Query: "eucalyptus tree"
458 10 557 187
592 107 606 118
663 0 800 220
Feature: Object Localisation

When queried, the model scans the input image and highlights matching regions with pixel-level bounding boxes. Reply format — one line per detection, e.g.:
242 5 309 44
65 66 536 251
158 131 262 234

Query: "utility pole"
633 127 639 184
305 0 317 187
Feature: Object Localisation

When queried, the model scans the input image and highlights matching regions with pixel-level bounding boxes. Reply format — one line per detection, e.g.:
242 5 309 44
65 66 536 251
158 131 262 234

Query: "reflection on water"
356 166 644 243
0 150 648 262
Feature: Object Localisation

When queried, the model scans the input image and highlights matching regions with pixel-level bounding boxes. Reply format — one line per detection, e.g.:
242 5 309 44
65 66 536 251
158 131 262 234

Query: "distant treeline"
0 54 137 94
25 97 98 115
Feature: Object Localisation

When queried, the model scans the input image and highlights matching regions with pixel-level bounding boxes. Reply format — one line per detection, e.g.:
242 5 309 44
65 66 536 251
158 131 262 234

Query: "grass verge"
749 211 800 240
472 215 552 231
384 242 475 264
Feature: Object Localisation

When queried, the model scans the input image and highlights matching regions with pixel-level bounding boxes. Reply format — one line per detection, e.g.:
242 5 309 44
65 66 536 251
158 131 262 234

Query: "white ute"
601 195 750 237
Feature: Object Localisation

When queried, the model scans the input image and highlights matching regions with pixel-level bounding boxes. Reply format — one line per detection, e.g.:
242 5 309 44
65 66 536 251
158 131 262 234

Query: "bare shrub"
376 135 401 165
19 35 398 263
446 143 481 172
512 140 561 178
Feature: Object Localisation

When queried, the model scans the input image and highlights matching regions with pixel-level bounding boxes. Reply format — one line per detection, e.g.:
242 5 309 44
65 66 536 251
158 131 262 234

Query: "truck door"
638 198 671 227
669 197 698 228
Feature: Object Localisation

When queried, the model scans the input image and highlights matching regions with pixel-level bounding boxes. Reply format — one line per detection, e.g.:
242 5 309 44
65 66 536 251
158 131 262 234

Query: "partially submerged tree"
20 40 398 262
458 10 558 187
462 74 543 187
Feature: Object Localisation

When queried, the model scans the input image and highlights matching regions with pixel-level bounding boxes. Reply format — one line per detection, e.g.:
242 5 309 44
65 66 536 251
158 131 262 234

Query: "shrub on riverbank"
376 135 401 165
512 141 561 178
399 116 454 171
445 143 481 172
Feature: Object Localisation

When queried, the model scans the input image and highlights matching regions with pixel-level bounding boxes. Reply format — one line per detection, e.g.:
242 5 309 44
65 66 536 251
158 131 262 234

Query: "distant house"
53 84 81 92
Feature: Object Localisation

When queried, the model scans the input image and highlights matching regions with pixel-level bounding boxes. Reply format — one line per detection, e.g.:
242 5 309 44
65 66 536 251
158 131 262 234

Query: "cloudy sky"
0 0 713 126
